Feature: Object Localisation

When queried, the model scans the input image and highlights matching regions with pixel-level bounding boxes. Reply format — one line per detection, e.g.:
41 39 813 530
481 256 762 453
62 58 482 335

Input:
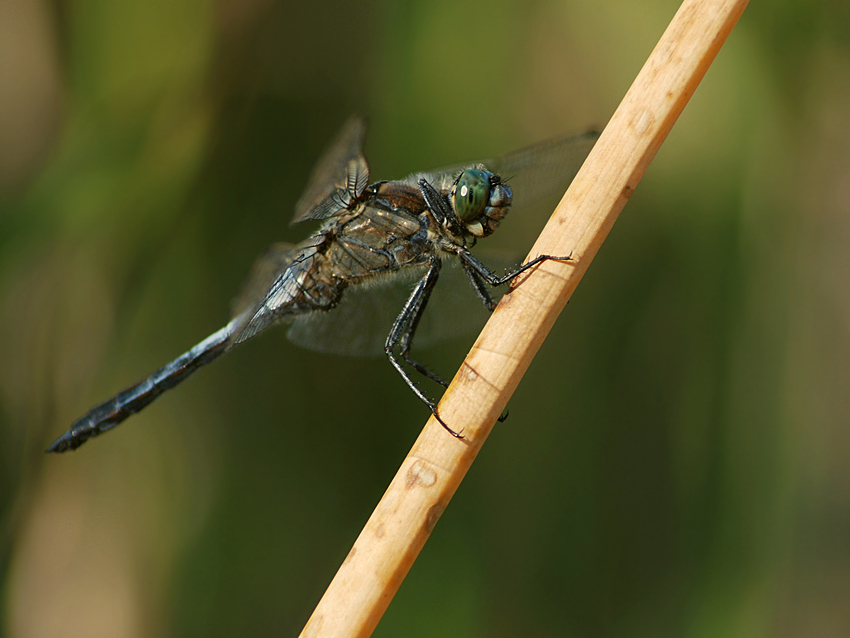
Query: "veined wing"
229 246 508 358
285 262 505 358
229 241 301 341
229 240 501 356
408 129 599 212
291 115 371 223
286 272 426 357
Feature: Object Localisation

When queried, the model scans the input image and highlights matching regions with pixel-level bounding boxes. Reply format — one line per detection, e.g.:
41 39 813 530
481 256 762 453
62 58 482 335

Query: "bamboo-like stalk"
300 1 749 636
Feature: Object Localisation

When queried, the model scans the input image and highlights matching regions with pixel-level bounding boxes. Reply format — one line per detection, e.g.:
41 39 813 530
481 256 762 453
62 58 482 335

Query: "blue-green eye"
453 170 490 222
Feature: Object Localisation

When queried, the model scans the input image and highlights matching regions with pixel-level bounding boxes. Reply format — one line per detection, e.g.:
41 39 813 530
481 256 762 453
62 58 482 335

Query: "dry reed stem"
300 1 749 636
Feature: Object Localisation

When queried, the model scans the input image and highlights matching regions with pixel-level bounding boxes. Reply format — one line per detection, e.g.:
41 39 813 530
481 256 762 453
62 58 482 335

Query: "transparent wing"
286 259 514 357
230 242 299 333
286 275 418 358
230 244 513 357
410 129 599 212
486 130 598 212
291 115 371 223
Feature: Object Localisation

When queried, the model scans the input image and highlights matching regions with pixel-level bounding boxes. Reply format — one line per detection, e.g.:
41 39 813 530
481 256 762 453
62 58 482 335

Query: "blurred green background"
2 0 849 636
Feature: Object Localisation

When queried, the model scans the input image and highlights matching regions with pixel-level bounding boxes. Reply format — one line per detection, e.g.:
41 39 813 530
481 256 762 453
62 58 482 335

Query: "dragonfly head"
450 168 512 238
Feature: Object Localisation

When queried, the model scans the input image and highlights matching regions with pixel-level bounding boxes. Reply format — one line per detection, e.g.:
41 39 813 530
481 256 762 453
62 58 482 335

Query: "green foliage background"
2 0 849 636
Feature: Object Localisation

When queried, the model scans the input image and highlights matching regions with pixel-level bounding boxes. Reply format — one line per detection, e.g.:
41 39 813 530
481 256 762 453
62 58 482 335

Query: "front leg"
457 249 574 288
417 178 453 225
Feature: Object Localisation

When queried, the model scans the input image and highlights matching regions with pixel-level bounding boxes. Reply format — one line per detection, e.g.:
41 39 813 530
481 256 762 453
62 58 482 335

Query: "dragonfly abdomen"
47 324 232 452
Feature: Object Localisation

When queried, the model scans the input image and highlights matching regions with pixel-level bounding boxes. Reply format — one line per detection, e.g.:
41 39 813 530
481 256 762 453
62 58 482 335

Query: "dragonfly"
47 116 597 452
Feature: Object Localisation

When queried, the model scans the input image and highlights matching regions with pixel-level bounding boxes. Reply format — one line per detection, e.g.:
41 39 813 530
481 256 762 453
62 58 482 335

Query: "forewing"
487 130 598 213
291 115 371 223
410 130 599 210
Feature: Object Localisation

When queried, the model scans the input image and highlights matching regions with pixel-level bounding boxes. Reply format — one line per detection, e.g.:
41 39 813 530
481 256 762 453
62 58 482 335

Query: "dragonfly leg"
417 178 454 225
458 249 574 287
385 257 463 438
461 261 499 311
397 273 450 390
401 354 449 389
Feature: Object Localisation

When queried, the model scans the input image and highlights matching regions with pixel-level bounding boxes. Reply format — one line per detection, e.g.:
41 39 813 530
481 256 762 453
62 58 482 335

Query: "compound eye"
453 169 490 222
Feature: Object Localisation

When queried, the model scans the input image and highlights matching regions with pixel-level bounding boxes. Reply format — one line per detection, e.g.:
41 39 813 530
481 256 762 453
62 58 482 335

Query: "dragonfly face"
450 168 512 237
47 116 597 452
